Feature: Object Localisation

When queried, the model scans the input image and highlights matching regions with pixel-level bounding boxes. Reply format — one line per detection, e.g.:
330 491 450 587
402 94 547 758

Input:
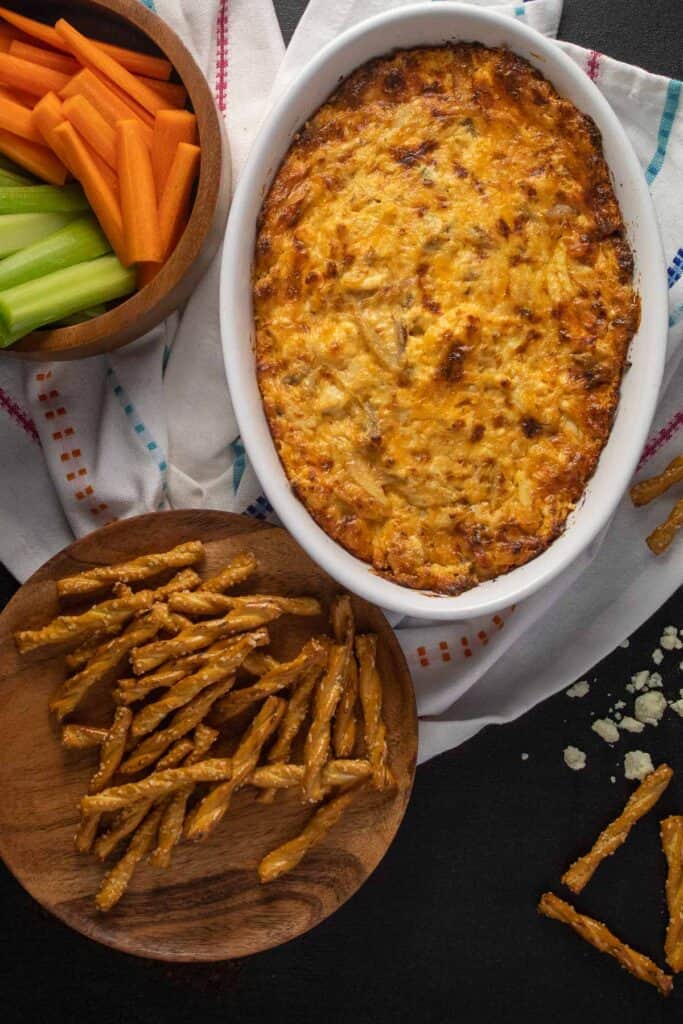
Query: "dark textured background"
1 1 682 1020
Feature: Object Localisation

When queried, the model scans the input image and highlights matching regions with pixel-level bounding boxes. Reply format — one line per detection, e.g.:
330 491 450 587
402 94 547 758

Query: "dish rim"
220 1 668 621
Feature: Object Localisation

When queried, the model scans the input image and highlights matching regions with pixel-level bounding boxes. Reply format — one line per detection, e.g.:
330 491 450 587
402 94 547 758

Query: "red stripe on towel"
215 0 229 114
586 50 602 82
0 385 39 444
638 410 683 469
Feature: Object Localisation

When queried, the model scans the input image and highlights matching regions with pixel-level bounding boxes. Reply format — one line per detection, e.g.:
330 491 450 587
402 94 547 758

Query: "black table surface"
2 1 682 1020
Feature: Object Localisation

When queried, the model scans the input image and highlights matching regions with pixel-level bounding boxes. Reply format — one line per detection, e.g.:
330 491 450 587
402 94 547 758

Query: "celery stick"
0 185 89 215
0 213 77 258
59 304 107 326
0 168 35 188
0 255 136 344
0 216 111 291
0 155 35 182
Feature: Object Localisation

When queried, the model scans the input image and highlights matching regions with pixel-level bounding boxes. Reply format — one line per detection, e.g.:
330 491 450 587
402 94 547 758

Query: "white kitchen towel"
0 0 681 763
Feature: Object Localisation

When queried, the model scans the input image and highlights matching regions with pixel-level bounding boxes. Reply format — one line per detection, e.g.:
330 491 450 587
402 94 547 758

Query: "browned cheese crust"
253 45 640 593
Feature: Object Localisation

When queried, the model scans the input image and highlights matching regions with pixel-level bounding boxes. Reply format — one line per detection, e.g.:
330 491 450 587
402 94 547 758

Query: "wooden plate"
0 510 417 960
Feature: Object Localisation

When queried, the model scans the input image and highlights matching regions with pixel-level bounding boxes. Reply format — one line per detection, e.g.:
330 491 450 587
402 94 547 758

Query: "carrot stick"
9 40 80 77
0 8 61 51
32 90 68 156
0 52 70 98
62 94 116 169
95 71 154 127
0 83 35 110
52 121 126 263
143 78 188 109
40 100 117 195
0 8 172 80
0 91 42 143
61 69 152 147
55 20 167 115
32 92 64 133
33 92 118 194
98 43 171 83
158 142 200 259
0 24 20 53
151 110 197 196
117 120 162 264
0 127 66 184
33 91 121 193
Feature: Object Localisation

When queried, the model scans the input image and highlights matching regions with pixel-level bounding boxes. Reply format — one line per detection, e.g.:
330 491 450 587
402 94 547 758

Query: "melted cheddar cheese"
253 45 639 594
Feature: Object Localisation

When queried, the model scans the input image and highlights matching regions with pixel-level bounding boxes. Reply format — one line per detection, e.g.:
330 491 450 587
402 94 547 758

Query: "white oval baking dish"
220 1 668 621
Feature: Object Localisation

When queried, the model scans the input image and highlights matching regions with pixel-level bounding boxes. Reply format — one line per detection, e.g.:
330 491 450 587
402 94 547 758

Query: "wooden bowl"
0 510 417 961
1 0 231 361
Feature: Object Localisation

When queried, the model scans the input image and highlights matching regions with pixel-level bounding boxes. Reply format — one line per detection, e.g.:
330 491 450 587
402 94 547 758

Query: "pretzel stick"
647 497 683 555
135 568 201 604
96 804 166 912
74 810 102 855
119 677 234 774
199 552 257 592
66 630 120 670
214 637 328 721
331 595 357 758
242 651 280 676
95 801 154 862
57 540 204 598
258 786 360 883
115 575 198 605
661 816 683 972
631 455 683 506
14 590 154 653
49 606 167 720
258 669 319 804
150 725 219 868
155 738 194 770
89 706 132 794
538 892 672 996
303 645 347 802
83 757 235 814
154 605 192 635
185 696 285 841
355 634 390 789
75 706 133 853
130 629 269 740
94 738 192 861
113 637 239 704
562 763 673 894
251 759 372 791
169 592 321 617
61 723 108 749
131 607 282 675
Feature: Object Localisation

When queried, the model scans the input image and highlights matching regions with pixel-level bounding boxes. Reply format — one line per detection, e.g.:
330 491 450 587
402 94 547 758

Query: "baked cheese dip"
253 44 640 594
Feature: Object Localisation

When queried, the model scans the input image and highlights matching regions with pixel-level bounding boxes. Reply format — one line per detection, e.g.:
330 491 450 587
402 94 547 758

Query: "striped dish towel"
0 0 681 763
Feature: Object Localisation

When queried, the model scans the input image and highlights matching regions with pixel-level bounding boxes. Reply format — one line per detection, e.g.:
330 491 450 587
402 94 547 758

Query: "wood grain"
0 511 417 961
0 0 231 361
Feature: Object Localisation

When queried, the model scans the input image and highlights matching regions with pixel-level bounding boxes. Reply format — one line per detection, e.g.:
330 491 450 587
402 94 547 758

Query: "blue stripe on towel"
668 247 683 289
106 364 169 509
669 303 683 328
230 437 247 493
645 79 681 185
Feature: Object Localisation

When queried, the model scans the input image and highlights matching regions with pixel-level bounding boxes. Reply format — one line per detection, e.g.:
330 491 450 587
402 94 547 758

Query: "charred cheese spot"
253 44 639 594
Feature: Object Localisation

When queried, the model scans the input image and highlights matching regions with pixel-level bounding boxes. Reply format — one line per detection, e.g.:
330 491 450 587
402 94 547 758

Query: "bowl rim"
220 0 668 621
2 0 230 361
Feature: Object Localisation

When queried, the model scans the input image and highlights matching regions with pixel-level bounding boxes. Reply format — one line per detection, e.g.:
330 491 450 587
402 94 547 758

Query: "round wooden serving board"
0 511 417 961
